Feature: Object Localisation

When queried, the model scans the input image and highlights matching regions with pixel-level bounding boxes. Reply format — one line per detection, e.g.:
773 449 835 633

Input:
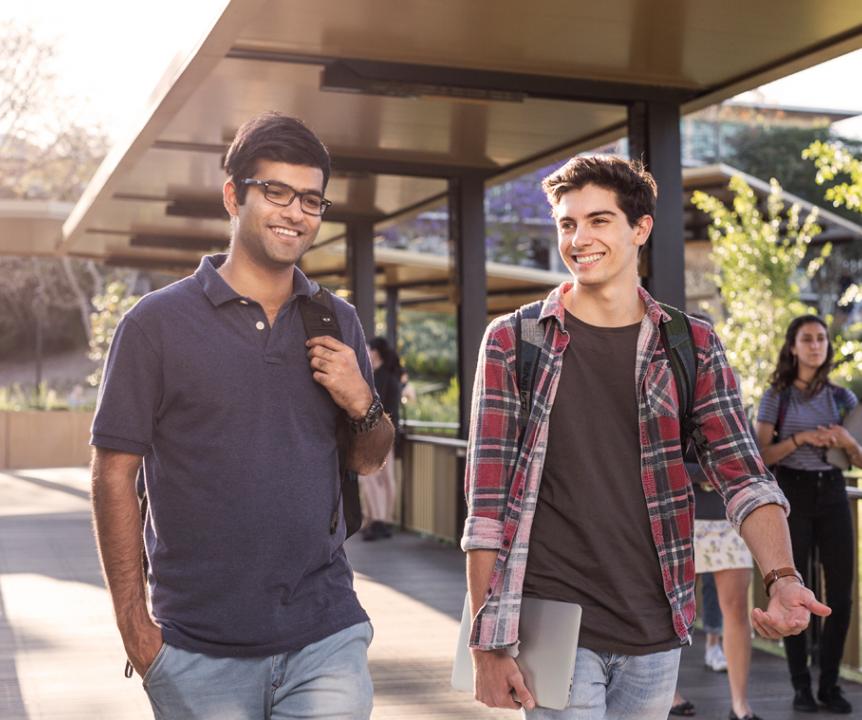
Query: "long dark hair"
769 314 834 396
368 336 401 374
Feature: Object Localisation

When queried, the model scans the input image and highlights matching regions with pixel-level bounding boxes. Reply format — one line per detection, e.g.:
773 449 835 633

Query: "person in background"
755 314 862 714
672 311 760 720
359 336 402 541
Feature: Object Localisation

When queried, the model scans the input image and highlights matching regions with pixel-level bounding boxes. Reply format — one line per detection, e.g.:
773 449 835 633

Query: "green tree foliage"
725 126 862 223
396 310 457 380
804 139 862 386
804 140 862 214
87 281 140 387
407 377 460 430
691 176 830 408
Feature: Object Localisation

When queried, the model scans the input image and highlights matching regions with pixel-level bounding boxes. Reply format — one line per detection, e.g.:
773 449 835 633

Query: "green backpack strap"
298 288 362 540
514 300 545 439
658 303 705 454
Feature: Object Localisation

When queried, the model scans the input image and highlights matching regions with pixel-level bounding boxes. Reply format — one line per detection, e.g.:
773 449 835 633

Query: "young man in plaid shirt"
461 156 830 719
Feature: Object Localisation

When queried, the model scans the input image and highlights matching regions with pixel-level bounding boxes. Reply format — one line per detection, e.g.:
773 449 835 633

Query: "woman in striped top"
755 314 861 715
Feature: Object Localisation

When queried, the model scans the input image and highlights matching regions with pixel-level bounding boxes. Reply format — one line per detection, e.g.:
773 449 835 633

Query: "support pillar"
628 101 686 309
449 174 487 438
385 287 399 349
347 220 375 338
449 173 487 540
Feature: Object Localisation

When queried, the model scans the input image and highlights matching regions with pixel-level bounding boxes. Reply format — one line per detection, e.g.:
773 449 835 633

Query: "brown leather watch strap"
764 566 803 596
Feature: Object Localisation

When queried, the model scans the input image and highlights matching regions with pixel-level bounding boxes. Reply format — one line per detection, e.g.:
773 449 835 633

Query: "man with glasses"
90 112 393 719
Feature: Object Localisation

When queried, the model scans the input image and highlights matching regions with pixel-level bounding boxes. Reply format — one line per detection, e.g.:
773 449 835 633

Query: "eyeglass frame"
240 178 333 216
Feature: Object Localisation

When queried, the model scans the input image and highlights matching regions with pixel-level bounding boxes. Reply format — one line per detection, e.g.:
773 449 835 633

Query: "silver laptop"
451 593 581 710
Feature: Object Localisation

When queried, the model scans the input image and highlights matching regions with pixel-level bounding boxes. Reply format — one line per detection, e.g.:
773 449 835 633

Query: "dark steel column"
385 287 399 349
628 101 686 309
449 173 487 437
347 220 376 339
449 173 487 541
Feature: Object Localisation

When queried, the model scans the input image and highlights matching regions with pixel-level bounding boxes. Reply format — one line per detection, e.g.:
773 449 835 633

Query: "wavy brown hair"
769 314 834 396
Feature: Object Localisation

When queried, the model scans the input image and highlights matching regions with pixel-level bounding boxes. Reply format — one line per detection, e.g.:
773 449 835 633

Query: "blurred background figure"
755 315 860 714
672 311 759 720
359 337 403 541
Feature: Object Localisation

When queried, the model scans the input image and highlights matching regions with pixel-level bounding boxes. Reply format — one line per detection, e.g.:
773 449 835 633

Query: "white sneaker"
704 642 728 672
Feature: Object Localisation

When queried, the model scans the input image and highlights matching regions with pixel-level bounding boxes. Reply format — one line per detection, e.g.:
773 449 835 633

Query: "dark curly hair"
769 314 834 396
541 155 657 227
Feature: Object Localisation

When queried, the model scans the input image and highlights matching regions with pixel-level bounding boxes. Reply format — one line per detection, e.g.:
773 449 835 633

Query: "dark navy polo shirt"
91 254 371 657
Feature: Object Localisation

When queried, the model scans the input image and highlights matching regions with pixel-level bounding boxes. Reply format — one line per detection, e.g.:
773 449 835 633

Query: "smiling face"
553 183 652 290
791 321 830 372
223 158 324 271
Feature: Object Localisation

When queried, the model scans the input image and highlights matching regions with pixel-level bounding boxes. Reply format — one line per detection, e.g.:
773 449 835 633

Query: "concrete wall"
0 411 93 469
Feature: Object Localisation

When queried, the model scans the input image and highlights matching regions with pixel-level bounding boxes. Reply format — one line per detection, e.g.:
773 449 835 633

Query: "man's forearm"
738 503 796 579
347 415 395 474
467 550 498 626
91 448 151 635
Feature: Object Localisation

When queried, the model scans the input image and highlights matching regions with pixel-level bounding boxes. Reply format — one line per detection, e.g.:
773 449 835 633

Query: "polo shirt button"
240 299 249 305
255 321 265 330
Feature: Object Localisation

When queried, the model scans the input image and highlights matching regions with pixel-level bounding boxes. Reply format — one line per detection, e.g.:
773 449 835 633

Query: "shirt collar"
538 282 669 328
195 253 319 307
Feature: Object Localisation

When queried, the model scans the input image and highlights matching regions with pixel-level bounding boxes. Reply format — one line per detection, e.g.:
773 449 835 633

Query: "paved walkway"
1 467 860 719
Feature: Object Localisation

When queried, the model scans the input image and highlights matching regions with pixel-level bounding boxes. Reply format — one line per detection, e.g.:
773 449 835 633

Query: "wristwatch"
764 566 803 596
349 397 384 434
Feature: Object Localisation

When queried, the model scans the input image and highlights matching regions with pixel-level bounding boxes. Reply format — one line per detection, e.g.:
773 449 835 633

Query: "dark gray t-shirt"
91 254 371 657
523 312 678 655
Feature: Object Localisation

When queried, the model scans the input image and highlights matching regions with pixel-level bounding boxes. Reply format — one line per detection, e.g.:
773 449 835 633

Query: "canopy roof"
54 0 862 271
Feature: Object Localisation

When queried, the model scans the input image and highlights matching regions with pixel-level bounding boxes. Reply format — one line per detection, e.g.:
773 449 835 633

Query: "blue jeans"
524 646 681 720
143 621 374 720
700 572 723 636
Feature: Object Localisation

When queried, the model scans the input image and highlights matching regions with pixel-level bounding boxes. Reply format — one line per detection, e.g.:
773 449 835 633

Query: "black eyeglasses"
241 179 332 216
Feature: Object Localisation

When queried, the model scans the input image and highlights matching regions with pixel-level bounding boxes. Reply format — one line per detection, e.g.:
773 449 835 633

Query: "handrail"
847 486 862 501
403 419 460 430
404 433 468 450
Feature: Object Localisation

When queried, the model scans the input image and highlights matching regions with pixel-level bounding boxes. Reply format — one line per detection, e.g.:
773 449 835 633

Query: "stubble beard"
232 220 315 272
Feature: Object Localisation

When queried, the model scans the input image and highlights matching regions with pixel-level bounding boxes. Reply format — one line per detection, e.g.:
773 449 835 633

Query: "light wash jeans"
524 646 681 720
143 621 373 720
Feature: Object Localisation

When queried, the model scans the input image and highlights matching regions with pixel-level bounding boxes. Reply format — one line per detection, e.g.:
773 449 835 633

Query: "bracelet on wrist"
764 566 803 596
791 434 800 448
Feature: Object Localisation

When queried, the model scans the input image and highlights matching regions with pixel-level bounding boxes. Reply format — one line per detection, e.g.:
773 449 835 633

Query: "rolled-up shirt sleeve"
691 328 789 532
90 314 162 456
460 320 520 552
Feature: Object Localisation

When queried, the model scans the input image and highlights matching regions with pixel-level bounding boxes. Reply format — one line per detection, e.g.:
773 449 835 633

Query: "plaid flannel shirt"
461 284 788 650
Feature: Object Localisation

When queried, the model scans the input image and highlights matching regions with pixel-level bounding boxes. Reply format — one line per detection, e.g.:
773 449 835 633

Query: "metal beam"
226 49 697 105
449 173 487 439
332 154 495 179
629 101 686 309
130 233 229 252
320 58 695 105
347 220 376 338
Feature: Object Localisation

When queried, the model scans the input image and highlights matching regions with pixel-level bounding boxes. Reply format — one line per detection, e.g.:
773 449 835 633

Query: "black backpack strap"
831 384 850 422
515 300 545 438
658 303 704 454
298 289 362 539
774 386 792 437
297 288 341 340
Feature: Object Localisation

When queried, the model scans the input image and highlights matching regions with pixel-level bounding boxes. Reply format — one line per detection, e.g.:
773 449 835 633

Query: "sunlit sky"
5 1 862 143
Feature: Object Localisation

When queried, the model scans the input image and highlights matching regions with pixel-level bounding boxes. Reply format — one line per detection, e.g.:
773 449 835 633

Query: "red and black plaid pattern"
462 284 788 650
